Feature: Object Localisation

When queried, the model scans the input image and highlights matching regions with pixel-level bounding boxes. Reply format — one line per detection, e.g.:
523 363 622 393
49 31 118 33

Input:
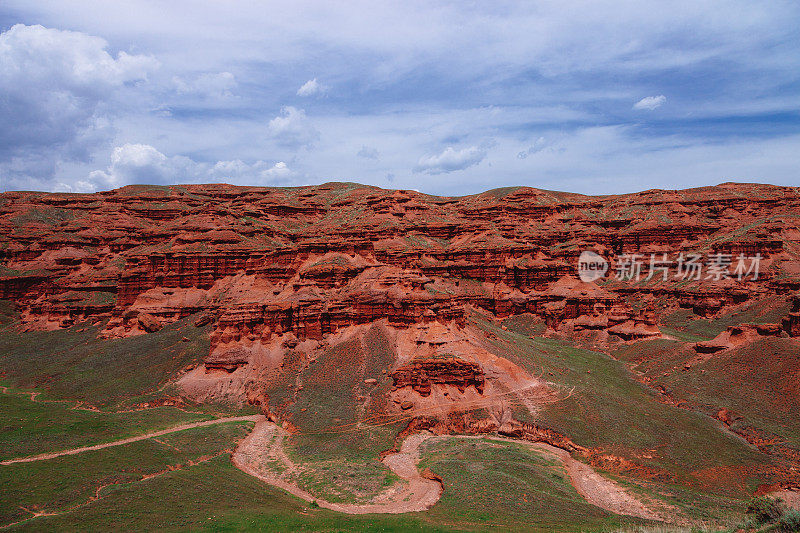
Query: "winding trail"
232 420 442 514
0 415 262 466
231 419 663 519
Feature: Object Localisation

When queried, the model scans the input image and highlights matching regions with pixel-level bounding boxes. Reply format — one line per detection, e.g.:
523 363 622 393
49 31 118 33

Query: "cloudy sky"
1 1 799 195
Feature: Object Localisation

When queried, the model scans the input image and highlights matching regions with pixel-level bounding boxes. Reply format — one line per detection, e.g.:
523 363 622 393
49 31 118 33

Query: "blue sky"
1 1 798 195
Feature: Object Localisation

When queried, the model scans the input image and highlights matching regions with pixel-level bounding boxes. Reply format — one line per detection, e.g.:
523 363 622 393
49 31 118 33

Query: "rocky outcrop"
391 358 485 396
137 312 162 333
204 346 250 372
0 274 48 300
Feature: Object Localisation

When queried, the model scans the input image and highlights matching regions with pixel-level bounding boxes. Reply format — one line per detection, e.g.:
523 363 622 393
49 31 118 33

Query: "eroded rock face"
1 182 799 382
391 358 485 396
204 346 250 373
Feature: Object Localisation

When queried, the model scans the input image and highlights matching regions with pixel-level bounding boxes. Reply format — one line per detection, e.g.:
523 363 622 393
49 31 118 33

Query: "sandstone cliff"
1 182 799 407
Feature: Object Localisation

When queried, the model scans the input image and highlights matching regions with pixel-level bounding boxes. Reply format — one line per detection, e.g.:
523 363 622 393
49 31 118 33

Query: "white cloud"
633 95 667 110
88 143 298 189
357 145 380 159
296 78 326 96
260 161 292 179
267 106 320 149
0 24 157 90
89 143 177 188
413 146 487 175
0 24 158 188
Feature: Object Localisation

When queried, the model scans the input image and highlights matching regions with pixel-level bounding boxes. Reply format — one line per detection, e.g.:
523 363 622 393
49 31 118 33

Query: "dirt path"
232 420 663 519
1 386 43 404
531 442 663 520
0 385 105 412
0 384 217 416
0 415 262 466
232 419 443 514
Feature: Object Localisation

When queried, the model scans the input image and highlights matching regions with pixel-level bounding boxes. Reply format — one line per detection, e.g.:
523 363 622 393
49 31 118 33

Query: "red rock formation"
0 182 797 357
205 346 250 373
391 358 485 396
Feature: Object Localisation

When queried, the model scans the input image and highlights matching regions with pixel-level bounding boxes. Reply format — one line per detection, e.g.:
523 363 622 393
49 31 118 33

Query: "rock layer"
2 182 799 381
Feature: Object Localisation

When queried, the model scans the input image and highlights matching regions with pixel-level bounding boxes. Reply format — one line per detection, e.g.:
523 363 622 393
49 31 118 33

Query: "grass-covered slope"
8 455 446 533
481 313 779 499
659 297 793 342
0 391 211 461
615 334 800 451
1 420 253 528
0 304 211 408
417 437 640 531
